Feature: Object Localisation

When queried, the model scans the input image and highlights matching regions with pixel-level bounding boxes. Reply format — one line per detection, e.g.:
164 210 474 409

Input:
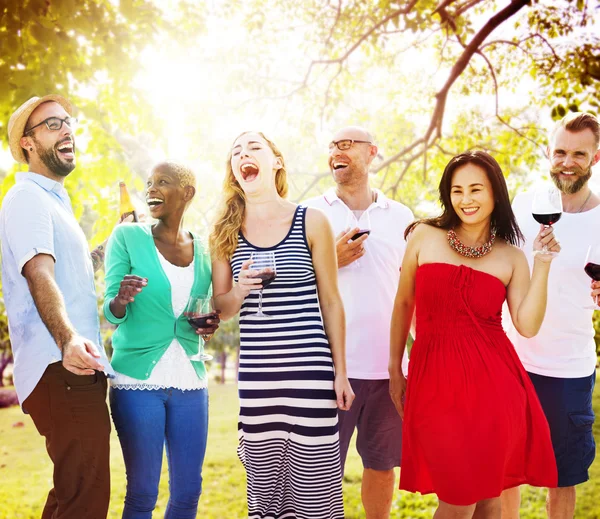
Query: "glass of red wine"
345 209 372 267
184 294 216 361
250 251 277 317
584 245 600 310
532 185 562 256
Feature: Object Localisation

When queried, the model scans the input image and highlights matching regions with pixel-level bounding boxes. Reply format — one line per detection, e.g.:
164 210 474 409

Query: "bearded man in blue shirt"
0 95 115 519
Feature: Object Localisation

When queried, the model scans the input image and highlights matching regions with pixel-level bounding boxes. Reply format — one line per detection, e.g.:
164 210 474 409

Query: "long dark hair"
405 151 524 246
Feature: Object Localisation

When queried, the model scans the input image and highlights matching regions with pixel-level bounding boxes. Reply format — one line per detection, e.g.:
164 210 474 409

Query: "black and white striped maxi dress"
230 205 344 519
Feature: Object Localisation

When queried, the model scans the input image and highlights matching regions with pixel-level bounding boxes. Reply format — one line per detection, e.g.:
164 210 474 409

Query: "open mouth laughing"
240 162 259 182
331 160 349 173
56 139 75 161
146 197 164 209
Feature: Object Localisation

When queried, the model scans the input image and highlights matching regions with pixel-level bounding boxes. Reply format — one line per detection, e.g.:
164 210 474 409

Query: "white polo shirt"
304 188 414 379
507 191 600 378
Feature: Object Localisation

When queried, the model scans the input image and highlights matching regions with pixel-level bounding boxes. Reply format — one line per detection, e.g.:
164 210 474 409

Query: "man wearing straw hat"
0 95 114 518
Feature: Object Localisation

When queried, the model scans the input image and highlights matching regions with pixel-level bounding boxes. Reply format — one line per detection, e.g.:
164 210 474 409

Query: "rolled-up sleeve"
3 190 56 274
103 226 131 324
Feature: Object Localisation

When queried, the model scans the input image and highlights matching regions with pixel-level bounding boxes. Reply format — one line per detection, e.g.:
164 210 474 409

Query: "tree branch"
481 33 561 64
433 0 460 15
373 138 427 173
325 0 343 47
475 49 546 153
453 0 486 18
296 171 331 201
390 151 423 199
313 0 419 68
422 0 529 146
320 63 344 126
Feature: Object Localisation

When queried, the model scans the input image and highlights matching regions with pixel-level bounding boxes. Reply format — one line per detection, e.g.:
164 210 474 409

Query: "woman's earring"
29 147 33 151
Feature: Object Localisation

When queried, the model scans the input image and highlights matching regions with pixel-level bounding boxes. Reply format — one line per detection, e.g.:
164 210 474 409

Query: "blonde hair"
152 161 196 189
209 132 288 260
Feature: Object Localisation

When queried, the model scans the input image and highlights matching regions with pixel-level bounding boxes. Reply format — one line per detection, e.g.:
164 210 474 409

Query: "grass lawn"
0 378 599 519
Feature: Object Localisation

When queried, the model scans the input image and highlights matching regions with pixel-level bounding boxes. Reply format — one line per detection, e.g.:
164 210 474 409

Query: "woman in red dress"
389 151 559 518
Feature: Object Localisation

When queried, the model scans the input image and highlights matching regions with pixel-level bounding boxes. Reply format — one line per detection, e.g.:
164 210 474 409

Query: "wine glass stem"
542 225 550 252
258 289 264 314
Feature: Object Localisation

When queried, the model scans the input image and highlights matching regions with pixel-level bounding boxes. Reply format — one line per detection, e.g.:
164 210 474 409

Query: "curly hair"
153 161 196 189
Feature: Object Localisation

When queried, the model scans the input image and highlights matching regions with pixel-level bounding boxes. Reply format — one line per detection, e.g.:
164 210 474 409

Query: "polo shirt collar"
322 187 389 209
16 172 67 196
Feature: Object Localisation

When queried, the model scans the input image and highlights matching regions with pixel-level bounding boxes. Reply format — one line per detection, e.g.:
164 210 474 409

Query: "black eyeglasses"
328 139 373 151
24 116 77 134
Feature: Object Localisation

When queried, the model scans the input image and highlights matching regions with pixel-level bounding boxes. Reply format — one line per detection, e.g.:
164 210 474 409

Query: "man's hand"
90 244 105 273
120 212 147 224
91 213 147 273
62 335 104 375
335 228 368 268
23 254 105 376
389 370 407 418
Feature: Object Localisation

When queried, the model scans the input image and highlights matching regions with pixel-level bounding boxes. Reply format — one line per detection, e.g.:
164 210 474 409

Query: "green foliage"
224 0 599 201
208 315 240 358
0 0 207 221
0 0 207 359
593 311 600 357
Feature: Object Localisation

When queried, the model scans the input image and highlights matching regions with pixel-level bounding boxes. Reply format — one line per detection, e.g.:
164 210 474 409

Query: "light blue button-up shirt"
0 172 114 409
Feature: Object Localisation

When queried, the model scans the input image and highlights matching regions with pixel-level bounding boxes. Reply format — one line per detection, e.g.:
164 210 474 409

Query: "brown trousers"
23 362 111 519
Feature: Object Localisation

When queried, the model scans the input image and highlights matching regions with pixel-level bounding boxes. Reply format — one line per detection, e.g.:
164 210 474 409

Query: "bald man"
304 127 414 518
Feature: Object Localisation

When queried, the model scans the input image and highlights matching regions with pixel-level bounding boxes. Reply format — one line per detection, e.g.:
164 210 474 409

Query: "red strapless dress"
400 263 557 506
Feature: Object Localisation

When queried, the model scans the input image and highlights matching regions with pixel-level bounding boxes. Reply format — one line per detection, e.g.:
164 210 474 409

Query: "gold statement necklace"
447 228 496 259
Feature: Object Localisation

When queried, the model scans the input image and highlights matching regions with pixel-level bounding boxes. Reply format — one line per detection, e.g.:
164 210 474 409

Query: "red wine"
352 229 371 240
187 312 218 329
532 212 562 226
255 271 277 289
584 262 600 281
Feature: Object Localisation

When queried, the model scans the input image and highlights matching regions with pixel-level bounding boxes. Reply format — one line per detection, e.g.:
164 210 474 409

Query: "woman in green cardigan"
104 162 219 519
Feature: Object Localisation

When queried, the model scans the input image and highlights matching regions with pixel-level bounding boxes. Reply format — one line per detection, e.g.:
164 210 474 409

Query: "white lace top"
111 248 208 391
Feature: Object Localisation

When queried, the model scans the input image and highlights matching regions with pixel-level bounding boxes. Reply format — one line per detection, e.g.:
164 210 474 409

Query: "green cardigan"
103 223 212 381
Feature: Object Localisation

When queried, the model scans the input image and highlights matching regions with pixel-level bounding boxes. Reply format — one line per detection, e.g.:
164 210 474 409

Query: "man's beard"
331 163 364 185
32 136 75 177
550 164 592 195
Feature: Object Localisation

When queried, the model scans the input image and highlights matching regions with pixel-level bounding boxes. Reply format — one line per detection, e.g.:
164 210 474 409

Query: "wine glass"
532 185 563 256
184 294 215 361
250 251 277 317
345 209 372 267
584 245 600 310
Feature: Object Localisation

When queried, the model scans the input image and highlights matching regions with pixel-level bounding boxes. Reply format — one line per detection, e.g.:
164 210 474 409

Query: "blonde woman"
210 132 354 519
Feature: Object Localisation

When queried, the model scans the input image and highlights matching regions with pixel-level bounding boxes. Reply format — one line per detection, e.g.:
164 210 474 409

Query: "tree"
1 0 206 235
227 0 599 207
0 0 207 368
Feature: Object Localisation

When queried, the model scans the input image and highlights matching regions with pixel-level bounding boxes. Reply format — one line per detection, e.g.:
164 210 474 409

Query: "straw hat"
7 95 73 164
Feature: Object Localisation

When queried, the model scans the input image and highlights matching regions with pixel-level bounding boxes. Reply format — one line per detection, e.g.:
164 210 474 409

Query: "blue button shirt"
0 172 114 408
